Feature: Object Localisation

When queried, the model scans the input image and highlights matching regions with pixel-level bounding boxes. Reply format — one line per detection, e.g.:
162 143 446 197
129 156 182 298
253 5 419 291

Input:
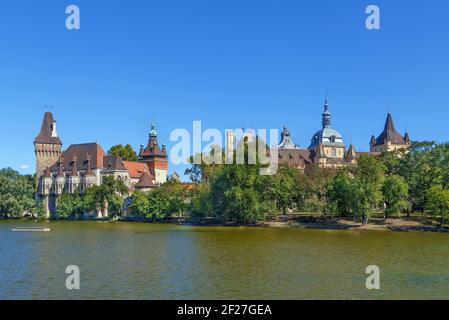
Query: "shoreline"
2 215 449 234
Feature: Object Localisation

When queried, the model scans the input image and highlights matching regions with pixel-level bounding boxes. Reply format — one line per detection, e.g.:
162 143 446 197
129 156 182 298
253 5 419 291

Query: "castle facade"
35 112 168 218
271 96 411 170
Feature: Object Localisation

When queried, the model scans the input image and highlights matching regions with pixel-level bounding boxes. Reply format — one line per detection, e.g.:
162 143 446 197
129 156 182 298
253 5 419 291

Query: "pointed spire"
278 125 298 149
370 135 377 146
384 112 396 133
345 144 357 161
324 90 329 112
322 92 331 129
135 170 155 189
149 121 157 138
57 158 65 178
34 112 62 145
85 154 94 176
404 132 411 144
70 156 78 177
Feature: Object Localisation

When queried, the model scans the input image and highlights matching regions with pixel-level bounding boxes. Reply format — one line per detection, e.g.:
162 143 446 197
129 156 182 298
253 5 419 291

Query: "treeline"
0 168 41 218
2 141 449 225
179 141 449 225
56 176 128 219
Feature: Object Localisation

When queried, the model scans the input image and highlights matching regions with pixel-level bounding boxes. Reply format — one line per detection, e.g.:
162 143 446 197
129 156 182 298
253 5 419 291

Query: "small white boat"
12 227 51 232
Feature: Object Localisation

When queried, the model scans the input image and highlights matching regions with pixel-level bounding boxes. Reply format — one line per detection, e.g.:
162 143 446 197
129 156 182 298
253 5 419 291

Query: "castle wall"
35 143 61 180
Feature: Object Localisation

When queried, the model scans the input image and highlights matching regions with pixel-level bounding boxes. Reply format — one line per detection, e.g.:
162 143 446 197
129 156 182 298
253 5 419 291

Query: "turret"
34 112 63 184
83 154 96 190
138 121 168 184
68 156 80 193
54 159 65 195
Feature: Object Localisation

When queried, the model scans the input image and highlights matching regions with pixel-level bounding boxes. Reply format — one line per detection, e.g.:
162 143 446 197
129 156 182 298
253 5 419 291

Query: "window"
331 149 337 157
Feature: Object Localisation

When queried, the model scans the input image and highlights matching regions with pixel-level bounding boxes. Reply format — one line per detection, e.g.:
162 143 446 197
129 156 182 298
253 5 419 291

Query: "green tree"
107 144 138 162
354 155 385 225
426 186 449 226
327 170 356 218
208 164 272 224
129 190 150 217
397 141 440 212
56 192 84 219
264 164 302 215
303 164 335 215
83 176 128 216
147 188 171 221
381 175 409 219
188 183 212 221
0 168 36 218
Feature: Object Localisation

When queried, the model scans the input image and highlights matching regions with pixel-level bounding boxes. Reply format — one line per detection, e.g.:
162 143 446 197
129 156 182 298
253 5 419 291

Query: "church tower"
34 112 62 182
138 121 168 184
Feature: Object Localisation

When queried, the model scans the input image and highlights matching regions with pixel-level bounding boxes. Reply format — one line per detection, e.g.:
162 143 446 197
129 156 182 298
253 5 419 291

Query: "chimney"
51 120 58 138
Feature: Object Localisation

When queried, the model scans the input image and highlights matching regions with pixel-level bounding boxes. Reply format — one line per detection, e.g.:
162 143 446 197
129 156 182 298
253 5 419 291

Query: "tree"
147 188 171 221
264 164 302 215
354 155 385 225
397 141 440 212
208 164 273 224
56 192 84 219
426 186 449 226
83 176 128 217
304 164 335 215
327 170 356 218
381 175 409 219
107 144 138 162
0 168 36 218
129 190 150 217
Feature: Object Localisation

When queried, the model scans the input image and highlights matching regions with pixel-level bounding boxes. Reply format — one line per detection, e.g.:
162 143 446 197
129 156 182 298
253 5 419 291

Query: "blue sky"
1 0 448 177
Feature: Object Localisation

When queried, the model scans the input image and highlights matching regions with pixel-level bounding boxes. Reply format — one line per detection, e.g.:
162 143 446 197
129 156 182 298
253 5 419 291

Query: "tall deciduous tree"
0 168 36 218
381 175 409 219
107 144 138 162
426 186 449 226
354 155 385 225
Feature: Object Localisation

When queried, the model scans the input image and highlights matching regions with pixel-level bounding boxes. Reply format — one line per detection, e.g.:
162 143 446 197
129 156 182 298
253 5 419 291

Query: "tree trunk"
362 213 367 226
441 216 444 227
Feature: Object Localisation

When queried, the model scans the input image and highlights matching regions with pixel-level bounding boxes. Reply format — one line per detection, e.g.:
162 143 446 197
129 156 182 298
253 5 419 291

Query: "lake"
0 220 448 300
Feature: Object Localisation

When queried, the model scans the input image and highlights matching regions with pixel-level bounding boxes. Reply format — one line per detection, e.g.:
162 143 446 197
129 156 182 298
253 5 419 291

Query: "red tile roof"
123 161 151 179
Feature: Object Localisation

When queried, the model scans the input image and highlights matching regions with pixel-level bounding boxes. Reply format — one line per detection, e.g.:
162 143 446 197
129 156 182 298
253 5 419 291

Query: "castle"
35 112 168 218
35 97 410 218
272 95 411 170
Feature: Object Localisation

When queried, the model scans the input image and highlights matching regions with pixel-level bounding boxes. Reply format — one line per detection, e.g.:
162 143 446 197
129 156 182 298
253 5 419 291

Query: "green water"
0 220 448 300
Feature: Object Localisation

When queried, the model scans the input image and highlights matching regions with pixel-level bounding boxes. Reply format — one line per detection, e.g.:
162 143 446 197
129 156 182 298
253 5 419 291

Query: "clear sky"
1 0 448 177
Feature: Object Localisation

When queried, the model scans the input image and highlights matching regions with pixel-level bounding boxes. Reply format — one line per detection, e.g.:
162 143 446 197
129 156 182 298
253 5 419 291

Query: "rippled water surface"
1 221 449 300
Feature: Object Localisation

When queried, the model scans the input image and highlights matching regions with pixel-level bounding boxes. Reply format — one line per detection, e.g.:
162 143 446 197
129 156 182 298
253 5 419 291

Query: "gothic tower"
138 121 168 184
34 112 62 182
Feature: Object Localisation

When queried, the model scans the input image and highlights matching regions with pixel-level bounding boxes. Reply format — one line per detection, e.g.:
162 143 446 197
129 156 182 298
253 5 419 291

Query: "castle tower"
277 126 298 149
138 121 168 184
226 130 235 161
34 112 62 183
370 113 411 153
308 93 345 162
